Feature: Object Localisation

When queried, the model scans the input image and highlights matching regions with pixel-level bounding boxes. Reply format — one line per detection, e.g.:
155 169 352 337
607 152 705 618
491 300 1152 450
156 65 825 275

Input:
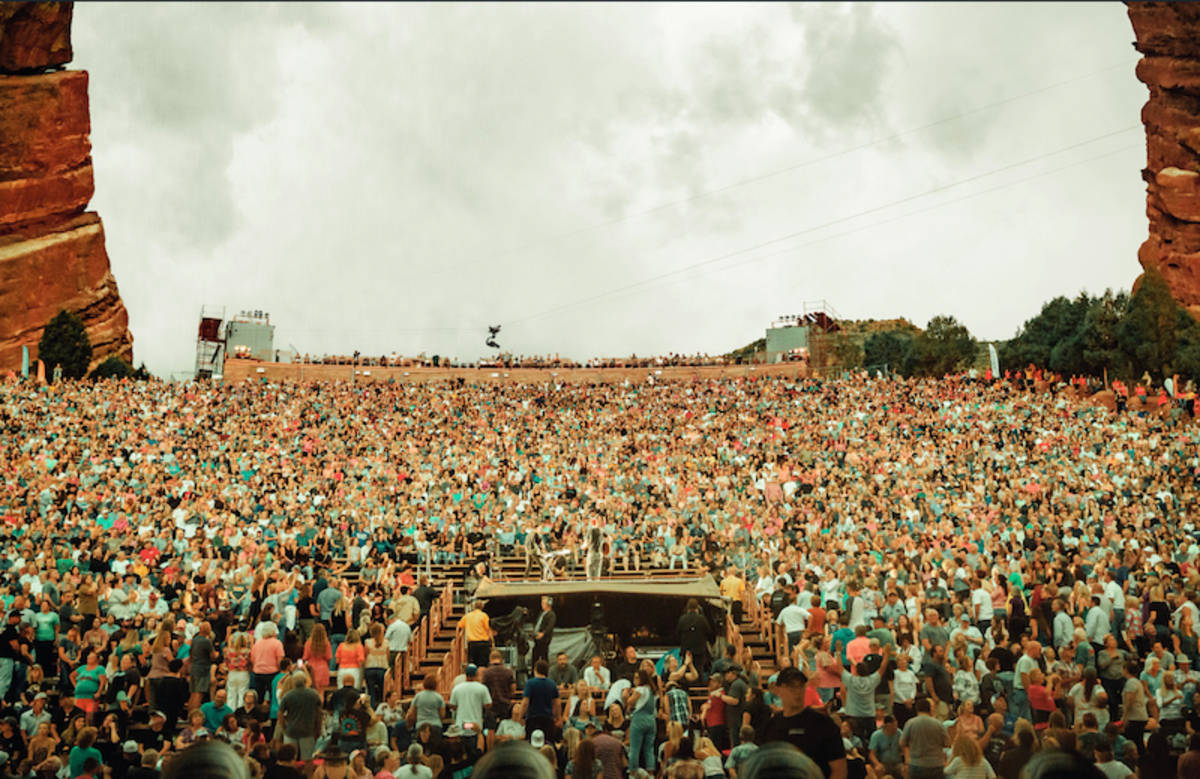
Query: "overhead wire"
419 59 1138 277
281 126 1142 343
501 125 1142 328
601 142 1141 310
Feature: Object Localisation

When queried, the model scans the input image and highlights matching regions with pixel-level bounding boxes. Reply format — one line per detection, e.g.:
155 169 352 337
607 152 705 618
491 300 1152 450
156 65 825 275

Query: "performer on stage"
532 596 556 666
523 523 543 577
584 518 605 581
539 548 570 581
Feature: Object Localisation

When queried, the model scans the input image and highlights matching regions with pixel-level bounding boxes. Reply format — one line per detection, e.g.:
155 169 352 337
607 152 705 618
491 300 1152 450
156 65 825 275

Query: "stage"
473 574 726 655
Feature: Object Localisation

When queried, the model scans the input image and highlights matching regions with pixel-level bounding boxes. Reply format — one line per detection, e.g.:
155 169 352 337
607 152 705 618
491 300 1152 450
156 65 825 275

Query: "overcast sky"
72 2 1146 376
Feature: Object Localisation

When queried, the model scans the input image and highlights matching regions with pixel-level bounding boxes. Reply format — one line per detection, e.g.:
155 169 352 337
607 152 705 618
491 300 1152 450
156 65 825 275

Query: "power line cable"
420 59 1137 275
280 127 1141 342
502 142 1138 351
502 125 1141 327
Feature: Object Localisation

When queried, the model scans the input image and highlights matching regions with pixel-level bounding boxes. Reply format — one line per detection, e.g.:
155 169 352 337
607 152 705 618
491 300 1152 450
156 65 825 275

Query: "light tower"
194 305 226 380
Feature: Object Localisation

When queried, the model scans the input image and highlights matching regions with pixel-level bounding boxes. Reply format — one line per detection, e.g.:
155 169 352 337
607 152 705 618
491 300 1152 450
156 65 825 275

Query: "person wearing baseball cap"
448 663 491 735
761 666 846 779
117 740 141 778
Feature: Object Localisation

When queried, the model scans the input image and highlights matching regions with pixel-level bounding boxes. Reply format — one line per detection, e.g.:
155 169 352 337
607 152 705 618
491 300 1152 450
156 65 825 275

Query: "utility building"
225 310 275 362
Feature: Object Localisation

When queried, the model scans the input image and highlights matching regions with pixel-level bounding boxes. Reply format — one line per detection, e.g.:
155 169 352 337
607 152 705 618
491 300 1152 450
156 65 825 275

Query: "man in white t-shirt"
889 653 919 725
776 594 810 652
969 579 993 633
384 613 412 667
447 664 492 731
846 583 867 630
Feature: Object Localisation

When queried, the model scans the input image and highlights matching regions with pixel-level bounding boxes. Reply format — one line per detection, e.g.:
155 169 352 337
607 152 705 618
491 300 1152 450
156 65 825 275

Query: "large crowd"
272 353 740 370
1 371 1200 778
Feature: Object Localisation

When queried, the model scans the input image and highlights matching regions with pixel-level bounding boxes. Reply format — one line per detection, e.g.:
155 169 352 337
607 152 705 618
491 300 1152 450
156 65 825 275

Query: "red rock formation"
1129 2 1200 315
0 2 72 73
0 2 132 373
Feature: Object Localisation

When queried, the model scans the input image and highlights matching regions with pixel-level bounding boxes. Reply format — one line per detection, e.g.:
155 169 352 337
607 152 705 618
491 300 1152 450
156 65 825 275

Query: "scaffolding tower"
194 305 226 380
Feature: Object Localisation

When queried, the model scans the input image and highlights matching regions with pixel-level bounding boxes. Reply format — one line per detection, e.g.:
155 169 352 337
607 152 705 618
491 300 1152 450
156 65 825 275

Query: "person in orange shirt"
720 567 746 623
806 594 827 637
335 629 366 689
458 601 493 668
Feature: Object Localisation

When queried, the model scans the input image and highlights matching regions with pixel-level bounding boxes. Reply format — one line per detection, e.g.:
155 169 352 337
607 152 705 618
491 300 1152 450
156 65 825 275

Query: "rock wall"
1129 2 1200 315
0 1 132 374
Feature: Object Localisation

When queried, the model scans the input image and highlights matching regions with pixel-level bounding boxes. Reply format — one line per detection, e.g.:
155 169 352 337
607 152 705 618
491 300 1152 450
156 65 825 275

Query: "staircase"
334 556 473 703
726 588 781 687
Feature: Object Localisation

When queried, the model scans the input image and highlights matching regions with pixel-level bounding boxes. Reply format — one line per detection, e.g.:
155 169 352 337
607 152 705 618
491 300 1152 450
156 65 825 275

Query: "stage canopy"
473 575 726 650
474 575 722 604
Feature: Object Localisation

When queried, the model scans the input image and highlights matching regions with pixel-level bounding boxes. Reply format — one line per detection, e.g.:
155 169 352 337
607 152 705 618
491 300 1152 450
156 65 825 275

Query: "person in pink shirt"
250 622 284 706
846 625 871 667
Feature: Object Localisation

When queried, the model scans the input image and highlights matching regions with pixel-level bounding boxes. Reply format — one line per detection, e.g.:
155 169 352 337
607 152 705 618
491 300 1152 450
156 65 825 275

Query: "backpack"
770 589 788 618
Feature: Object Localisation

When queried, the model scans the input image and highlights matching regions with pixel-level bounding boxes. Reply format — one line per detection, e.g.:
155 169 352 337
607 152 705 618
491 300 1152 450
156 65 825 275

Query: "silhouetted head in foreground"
162 741 250 779
471 740 554 779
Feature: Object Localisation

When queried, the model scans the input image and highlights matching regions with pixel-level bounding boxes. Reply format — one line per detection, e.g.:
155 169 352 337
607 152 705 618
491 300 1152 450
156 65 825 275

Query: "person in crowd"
549 652 579 690
531 598 556 668
761 667 846 778
447 664 491 733
2 367 1200 778
900 698 949 779
458 603 493 669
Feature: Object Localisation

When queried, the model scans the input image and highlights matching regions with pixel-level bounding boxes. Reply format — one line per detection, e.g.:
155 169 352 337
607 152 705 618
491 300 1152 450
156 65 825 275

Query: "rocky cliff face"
0 1 132 374
1130 2 1200 315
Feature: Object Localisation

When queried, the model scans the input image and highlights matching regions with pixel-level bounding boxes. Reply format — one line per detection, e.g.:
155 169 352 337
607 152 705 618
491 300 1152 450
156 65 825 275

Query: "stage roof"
474 575 721 602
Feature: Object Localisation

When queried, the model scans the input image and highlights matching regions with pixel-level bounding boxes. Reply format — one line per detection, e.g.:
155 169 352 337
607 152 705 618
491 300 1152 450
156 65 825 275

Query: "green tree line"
852 268 1200 381
998 269 1200 383
858 315 978 378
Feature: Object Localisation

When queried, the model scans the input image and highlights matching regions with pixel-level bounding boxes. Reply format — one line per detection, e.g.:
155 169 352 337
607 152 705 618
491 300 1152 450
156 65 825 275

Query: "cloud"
65 3 1147 374
73 4 335 252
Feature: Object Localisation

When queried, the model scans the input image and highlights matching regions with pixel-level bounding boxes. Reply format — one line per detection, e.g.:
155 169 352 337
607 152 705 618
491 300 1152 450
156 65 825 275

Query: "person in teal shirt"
71 652 107 718
67 725 103 778
31 600 58 674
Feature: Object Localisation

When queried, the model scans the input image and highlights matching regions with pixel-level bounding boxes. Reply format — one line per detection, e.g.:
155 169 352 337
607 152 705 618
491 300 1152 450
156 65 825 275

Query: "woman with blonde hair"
561 728 581 762
114 627 141 662
364 623 390 706
944 733 994 778
330 597 353 649
224 631 251 710
336 629 366 689
659 720 686 768
694 736 725 778
303 623 333 694
605 703 625 732
564 679 598 731
955 701 984 741
272 670 303 741
1158 670 1186 735
145 626 174 710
